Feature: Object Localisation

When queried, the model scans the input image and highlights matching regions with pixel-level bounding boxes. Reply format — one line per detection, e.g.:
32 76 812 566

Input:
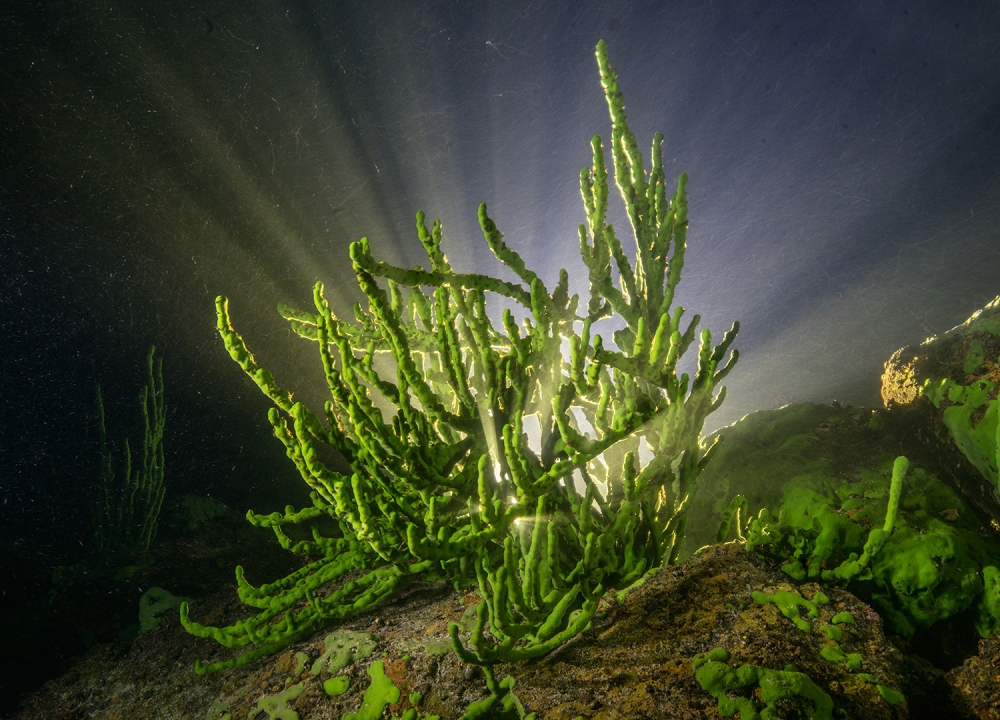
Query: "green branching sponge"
181 39 739 706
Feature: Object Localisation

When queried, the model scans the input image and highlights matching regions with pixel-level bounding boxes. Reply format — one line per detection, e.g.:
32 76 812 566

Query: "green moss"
342 661 401 720
819 645 862 671
686 403 1000 638
323 676 350 696
922 377 999 492
205 700 231 720
251 682 305 720
753 589 823 633
819 625 843 641
693 647 834 720
876 684 906 705
395 711 442 720
293 652 309 676
964 340 986 374
311 630 378 675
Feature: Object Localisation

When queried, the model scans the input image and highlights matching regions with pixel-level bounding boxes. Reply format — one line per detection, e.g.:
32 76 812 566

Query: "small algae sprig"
181 39 738 716
92 346 166 557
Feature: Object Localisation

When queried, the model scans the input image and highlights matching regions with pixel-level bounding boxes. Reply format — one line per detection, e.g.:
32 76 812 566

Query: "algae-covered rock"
881 295 1000 527
681 402 1000 639
881 296 1000 409
490 544 922 719
14 543 946 719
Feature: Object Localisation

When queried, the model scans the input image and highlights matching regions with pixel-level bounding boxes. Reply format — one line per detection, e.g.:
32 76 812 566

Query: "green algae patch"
911 296 1000 494
693 647 833 720
978 565 1000 636
819 624 843 642
753 589 823 633
964 339 986 374
324 676 350 696
868 520 985 636
397 712 442 720
293 651 309 676
692 647 731 667
311 630 378 675
683 402 1000 638
854 674 905 706
922 377 998 493
342 660 400 720
251 682 305 720
205 700 231 720
877 684 906 705
831 612 855 625
819 645 863 671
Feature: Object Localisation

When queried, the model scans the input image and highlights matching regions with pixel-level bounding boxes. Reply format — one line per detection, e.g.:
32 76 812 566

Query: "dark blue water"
2 0 1000 710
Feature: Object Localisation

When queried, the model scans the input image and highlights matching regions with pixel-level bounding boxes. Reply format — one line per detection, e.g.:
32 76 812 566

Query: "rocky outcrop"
948 630 1000 720
13 542 954 720
880 296 1000 409
880 296 1000 532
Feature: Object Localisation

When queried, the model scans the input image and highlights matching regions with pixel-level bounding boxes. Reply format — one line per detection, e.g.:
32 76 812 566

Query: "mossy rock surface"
881 296 1000 409
11 543 951 719
682 401 1000 638
880 295 1000 527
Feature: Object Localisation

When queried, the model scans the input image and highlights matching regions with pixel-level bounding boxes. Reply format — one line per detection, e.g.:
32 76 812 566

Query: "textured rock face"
880 296 1000 409
681 401 1000 642
487 543 925 720
948 631 1000 720
879 295 1000 530
13 542 952 720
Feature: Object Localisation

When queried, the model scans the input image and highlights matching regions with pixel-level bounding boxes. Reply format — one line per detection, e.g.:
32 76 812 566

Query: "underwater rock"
11 542 952 719
682 401 1000 642
880 295 1000 529
485 542 927 719
947 629 1000 719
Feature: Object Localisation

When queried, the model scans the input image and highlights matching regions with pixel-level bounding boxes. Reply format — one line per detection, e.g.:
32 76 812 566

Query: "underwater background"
3 0 1000 717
